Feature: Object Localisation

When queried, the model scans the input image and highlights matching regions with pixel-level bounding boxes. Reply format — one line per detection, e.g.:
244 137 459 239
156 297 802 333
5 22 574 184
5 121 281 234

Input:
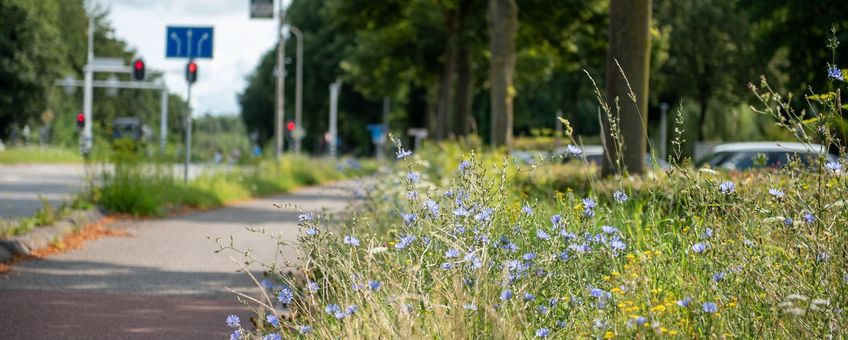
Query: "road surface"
0 163 220 221
0 180 357 339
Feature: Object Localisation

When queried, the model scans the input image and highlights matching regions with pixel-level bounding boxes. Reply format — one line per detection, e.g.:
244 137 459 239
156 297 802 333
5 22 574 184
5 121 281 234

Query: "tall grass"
221 54 848 338
97 156 368 217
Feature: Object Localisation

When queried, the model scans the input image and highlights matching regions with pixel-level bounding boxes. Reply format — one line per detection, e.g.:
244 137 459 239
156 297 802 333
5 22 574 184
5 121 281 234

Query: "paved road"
0 181 357 339
0 163 221 221
0 164 88 220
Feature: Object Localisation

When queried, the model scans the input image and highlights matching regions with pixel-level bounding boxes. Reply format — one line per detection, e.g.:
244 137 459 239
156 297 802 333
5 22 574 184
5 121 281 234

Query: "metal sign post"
328 79 342 159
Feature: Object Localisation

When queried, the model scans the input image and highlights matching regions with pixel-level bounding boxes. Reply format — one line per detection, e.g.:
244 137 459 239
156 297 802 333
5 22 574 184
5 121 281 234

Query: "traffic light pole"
184 82 192 183
290 25 303 154
82 16 95 157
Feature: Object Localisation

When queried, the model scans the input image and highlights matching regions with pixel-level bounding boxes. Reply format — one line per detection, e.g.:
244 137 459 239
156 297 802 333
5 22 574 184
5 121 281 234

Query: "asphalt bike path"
0 180 357 339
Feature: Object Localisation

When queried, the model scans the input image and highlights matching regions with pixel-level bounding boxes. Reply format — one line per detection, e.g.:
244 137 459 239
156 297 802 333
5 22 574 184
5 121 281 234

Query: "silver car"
696 142 837 170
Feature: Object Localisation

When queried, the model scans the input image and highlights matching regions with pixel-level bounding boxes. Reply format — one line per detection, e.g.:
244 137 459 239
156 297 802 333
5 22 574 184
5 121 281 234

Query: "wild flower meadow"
221 57 848 339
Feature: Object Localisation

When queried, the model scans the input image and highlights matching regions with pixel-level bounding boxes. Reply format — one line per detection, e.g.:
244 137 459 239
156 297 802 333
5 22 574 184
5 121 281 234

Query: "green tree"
0 0 64 139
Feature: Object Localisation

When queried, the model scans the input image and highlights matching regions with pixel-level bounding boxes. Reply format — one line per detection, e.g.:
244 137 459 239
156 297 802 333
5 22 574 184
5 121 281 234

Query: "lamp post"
274 1 286 159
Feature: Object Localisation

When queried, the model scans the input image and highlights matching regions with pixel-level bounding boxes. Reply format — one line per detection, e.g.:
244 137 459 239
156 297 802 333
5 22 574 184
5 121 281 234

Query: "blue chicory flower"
277 287 293 304
524 292 536 301
262 333 281 340
536 327 551 338
828 66 844 81
445 248 460 258
702 302 718 313
601 225 618 234
425 199 440 216
550 214 562 226
459 160 471 171
677 297 692 307
266 314 280 327
396 148 412 159
566 144 582 156
368 280 382 291
803 212 816 224
522 205 533 215
230 330 241 340
307 281 319 292
719 181 735 194
500 289 513 301
226 314 240 328
298 325 313 334
298 212 314 223
407 171 420 182
325 304 341 315
826 161 842 172
613 191 628 203
474 208 494 222
395 235 416 250
536 229 550 240
692 242 708 253
402 213 416 226
343 235 360 247
768 188 785 199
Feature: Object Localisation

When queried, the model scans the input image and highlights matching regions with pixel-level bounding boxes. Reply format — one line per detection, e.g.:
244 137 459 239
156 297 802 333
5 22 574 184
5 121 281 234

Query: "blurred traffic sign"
166 26 214 59
250 0 274 18
367 124 385 143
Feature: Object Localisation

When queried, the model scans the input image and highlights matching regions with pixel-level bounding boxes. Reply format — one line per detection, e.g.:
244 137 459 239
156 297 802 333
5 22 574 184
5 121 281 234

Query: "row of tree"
239 0 847 166
0 0 188 148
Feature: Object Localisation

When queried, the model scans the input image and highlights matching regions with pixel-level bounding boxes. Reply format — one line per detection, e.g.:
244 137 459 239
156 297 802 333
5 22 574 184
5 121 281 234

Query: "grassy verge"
224 75 848 337
0 146 82 164
96 156 375 217
0 196 94 237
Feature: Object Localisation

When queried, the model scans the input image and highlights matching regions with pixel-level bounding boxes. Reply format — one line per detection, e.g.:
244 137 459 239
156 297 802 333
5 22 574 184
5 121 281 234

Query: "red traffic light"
286 121 295 131
132 59 145 81
186 61 198 84
76 112 85 129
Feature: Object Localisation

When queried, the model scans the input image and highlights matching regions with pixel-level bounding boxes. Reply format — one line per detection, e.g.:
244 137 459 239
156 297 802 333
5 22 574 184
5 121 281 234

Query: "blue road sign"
166 26 214 59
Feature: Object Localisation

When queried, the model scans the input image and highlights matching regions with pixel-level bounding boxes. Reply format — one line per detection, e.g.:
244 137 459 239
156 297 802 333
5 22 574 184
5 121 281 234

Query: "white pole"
184 82 192 183
275 2 286 159
329 79 341 159
160 90 168 154
290 25 303 155
82 16 94 157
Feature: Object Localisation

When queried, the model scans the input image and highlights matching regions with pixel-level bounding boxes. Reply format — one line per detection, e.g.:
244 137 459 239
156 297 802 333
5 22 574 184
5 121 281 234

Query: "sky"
103 0 288 116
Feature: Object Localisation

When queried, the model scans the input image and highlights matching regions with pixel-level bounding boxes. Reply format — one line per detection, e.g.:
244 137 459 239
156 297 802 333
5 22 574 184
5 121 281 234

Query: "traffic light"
286 121 295 132
132 59 145 81
76 112 85 130
186 60 198 84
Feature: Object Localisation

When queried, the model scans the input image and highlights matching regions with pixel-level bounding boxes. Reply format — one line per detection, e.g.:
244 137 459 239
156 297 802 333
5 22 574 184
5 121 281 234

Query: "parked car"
554 145 670 169
696 142 837 170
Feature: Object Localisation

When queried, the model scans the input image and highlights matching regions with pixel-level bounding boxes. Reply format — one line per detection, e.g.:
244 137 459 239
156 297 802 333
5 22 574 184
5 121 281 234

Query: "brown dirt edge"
0 217 130 273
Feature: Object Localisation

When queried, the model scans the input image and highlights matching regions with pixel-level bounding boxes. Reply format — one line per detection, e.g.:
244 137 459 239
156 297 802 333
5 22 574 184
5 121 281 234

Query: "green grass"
96 156 376 217
0 146 82 164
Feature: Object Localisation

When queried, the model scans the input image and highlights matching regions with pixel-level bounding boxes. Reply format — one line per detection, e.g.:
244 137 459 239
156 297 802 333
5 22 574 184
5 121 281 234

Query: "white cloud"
103 0 285 116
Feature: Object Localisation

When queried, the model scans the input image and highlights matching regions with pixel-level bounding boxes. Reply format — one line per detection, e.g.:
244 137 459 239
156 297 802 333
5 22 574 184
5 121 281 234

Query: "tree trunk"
697 93 708 141
488 0 517 148
602 0 652 176
455 45 472 137
436 9 458 140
